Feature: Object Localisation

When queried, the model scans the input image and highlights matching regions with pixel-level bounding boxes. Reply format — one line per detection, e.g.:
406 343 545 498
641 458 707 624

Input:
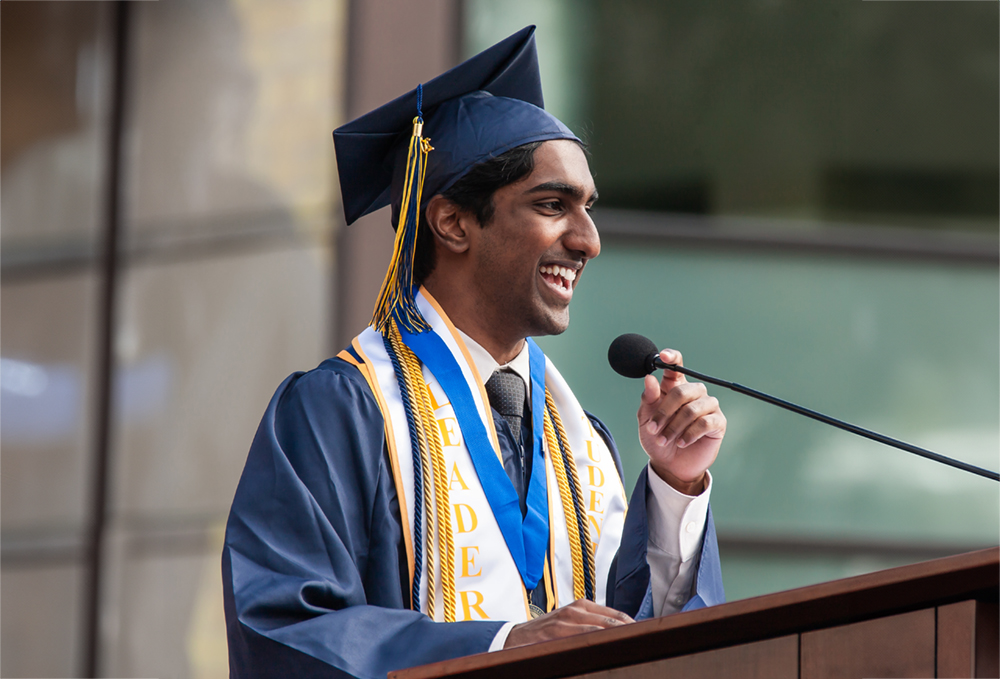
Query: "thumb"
640 374 660 408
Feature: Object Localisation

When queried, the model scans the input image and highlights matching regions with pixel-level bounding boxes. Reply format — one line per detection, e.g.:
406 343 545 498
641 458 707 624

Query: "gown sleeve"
587 414 726 619
223 359 504 679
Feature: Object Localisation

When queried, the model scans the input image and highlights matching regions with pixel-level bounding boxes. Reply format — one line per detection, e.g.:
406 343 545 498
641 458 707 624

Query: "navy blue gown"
223 357 724 678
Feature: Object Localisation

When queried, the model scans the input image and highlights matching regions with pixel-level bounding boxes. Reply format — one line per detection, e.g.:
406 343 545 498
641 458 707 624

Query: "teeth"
539 265 577 282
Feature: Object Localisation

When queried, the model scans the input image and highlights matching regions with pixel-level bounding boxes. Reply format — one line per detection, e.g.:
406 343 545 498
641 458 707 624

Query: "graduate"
223 27 727 679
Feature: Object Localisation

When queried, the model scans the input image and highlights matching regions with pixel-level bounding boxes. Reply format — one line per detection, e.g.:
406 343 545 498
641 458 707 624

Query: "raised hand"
637 349 726 495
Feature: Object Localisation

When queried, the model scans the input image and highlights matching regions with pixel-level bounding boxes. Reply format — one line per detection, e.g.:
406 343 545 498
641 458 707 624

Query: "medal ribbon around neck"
399 325 549 591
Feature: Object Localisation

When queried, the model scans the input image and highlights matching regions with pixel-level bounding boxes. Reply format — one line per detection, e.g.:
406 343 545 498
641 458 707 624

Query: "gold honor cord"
372 119 434 335
544 400 587 601
387 324 437 616
545 392 597 590
388 320 456 621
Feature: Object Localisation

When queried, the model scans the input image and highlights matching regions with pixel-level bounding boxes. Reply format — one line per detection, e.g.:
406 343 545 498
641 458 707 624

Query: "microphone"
608 333 1000 482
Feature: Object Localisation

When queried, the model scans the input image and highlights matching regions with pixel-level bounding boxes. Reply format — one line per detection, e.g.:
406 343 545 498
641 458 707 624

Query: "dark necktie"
485 370 525 437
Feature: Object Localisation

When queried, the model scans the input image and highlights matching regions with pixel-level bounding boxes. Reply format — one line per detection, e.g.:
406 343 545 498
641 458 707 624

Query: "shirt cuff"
488 622 518 652
646 464 712 562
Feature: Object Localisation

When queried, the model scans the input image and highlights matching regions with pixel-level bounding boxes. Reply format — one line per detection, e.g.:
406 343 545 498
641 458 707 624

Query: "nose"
565 207 601 261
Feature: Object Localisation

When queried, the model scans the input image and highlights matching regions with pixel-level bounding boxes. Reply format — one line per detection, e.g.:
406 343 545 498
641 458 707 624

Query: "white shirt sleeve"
644 464 712 616
488 622 518 652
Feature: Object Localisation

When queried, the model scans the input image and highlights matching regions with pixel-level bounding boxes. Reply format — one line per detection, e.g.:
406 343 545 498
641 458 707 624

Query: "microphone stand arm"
655 359 1000 483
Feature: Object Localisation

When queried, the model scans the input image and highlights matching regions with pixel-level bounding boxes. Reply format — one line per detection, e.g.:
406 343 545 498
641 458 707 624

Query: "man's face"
467 139 600 340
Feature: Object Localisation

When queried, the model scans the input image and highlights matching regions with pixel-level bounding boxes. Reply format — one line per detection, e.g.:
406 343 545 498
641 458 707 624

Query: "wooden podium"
393 548 999 679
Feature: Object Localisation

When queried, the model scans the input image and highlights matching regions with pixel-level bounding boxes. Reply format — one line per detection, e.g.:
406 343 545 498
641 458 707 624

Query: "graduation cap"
333 25 580 334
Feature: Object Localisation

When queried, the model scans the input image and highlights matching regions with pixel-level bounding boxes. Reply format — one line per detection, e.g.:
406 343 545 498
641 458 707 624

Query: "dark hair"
412 141 544 285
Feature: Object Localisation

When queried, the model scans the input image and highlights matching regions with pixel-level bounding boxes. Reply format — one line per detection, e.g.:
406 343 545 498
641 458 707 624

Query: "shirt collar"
455 328 532 410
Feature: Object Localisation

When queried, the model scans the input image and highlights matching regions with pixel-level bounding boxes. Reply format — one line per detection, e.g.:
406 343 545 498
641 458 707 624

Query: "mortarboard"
333 25 580 334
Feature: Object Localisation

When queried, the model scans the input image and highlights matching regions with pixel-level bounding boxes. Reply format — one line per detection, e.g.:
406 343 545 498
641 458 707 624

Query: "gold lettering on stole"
583 420 608 547
460 546 482 577
459 590 489 620
586 439 602 463
454 504 478 533
437 418 461 447
426 384 450 411
450 463 469 490
586 456 606 544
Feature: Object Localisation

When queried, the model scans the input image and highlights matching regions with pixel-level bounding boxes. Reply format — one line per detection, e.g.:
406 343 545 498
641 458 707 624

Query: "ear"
425 195 473 254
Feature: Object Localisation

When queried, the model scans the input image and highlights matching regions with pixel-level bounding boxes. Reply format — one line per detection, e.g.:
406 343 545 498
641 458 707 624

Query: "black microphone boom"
608 333 1000 482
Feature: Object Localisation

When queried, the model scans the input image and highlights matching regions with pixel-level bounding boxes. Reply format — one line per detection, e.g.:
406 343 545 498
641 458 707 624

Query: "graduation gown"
223 356 725 679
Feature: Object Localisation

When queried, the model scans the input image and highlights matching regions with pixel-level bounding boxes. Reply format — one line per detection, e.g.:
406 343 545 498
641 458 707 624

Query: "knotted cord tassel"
371 85 434 334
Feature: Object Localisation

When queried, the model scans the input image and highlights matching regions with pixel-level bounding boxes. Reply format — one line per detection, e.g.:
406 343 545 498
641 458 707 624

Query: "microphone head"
608 333 659 378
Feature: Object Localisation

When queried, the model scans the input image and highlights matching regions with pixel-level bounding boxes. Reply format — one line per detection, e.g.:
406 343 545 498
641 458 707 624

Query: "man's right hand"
503 599 634 649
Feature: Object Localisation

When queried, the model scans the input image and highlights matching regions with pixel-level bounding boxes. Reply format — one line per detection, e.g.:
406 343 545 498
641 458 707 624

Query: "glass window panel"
535 239 999 546
587 1 999 230
100 536 223 679
0 562 83 678
125 0 344 242
1 271 98 533
110 245 329 520
0 2 113 266
465 0 999 233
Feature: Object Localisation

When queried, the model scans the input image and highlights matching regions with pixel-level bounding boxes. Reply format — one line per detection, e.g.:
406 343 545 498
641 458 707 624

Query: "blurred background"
1 0 996 677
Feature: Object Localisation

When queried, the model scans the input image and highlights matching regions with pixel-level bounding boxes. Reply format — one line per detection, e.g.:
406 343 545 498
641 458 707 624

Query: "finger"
568 599 635 624
640 374 660 406
660 395 718 445
589 603 634 624
642 381 705 440
661 348 684 368
638 375 661 433
506 620 605 648
658 349 686 389
654 380 707 424
563 611 630 630
676 411 727 448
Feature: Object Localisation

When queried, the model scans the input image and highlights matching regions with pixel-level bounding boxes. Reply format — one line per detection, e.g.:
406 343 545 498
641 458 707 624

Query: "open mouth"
539 264 577 293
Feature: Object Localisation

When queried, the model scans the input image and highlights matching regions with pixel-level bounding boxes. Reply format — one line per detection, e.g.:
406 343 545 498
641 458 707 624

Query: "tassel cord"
389 321 456 621
387 323 438 619
544 402 587 601
546 393 596 601
382 332 424 611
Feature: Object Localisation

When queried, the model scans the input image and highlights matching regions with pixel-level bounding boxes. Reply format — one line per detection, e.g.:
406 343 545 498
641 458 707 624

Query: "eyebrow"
526 181 599 203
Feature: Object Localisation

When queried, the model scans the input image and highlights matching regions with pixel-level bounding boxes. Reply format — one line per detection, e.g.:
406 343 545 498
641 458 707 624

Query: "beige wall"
1 1 348 676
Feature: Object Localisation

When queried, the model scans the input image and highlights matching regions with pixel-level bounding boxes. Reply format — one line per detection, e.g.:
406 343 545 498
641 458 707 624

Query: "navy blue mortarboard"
333 26 580 334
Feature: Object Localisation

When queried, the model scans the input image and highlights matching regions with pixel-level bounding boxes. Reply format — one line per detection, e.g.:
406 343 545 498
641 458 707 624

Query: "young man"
223 27 726 678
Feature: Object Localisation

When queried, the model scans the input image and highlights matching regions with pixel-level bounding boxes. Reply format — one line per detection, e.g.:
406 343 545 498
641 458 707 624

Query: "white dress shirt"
454 331 711 651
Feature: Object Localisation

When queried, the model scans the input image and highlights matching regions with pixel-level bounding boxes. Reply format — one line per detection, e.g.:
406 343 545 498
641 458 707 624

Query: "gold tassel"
371 117 433 334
